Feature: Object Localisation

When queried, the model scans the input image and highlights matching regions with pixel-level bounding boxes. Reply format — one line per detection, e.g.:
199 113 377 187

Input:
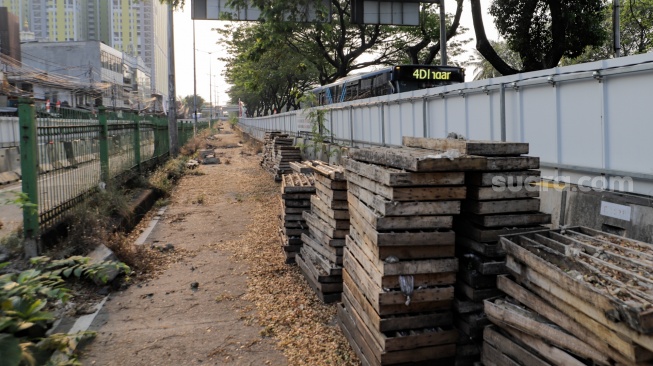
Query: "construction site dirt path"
78 123 357 366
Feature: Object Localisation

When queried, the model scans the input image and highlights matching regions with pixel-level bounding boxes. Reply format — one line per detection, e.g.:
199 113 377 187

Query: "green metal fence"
17 98 185 238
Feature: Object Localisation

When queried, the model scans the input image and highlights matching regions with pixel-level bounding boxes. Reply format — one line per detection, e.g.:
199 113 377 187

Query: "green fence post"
18 98 41 257
133 113 141 172
99 106 109 183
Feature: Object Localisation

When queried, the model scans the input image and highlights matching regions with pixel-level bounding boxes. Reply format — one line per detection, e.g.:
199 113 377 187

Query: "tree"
400 1 471 65
181 95 205 117
562 0 653 65
470 0 609 74
467 41 522 80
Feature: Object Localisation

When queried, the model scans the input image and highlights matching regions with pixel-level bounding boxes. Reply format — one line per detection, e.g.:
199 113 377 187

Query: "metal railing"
16 99 179 239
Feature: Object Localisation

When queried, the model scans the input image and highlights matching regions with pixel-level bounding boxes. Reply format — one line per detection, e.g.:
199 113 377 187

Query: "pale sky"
173 2 499 106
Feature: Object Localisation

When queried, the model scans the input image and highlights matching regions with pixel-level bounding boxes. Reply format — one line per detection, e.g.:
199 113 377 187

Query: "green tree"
181 95 205 117
562 0 653 65
467 41 523 80
400 1 471 65
470 0 609 75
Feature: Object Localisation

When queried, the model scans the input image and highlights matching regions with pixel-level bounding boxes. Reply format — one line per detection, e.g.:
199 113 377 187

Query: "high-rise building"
1 0 169 104
0 7 21 61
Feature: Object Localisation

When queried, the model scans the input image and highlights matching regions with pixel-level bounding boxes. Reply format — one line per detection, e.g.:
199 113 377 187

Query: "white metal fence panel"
239 52 653 195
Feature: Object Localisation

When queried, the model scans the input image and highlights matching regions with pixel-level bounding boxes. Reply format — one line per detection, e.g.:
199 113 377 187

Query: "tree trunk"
470 0 519 75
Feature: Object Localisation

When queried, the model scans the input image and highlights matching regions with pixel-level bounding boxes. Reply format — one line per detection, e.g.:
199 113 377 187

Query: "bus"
312 64 465 106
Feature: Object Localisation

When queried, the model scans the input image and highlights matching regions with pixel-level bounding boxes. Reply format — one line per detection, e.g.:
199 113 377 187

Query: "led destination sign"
393 65 465 83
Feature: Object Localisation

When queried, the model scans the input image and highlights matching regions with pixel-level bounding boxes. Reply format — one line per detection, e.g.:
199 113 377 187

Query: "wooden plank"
308 226 345 248
302 211 348 239
315 179 347 200
468 170 540 187
344 251 454 313
456 236 506 258
456 281 502 301
345 158 465 186
348 146 487 172
503 241 653 349
460 252 507 275
296 253 343 296
502 236 653 334
347 236 458 276
462 198 540 215
311 160 346 180
454 297 485 314
301 233 342 265
483 326 553 366
453 220 546 243
337 303 375 366
297 247 341 283
497 275 652 364
485 157 539 171
466 186 539 200
350 225 455 261
349 193 452 231
311 195 350 220
402 137 529 156
482 342 523 366
301 245 342 276
465 212 551 228
349 181 461 216
458 269 497 289
349 198 455 247
281 192 314 200
347 169 466 201
485 298 610 365
343 282 453 333
315 187 348 210
311 201 350 230
313 172 348 190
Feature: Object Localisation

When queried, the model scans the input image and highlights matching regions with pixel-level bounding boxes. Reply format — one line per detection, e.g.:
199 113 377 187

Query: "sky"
173 2 499 106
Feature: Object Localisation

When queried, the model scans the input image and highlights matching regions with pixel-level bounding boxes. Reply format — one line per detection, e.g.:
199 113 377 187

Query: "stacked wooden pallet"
260 132 301 180
279 173 315 264
483 227 653 366
402 137 550 365
338 146 476 366
297 161 348 303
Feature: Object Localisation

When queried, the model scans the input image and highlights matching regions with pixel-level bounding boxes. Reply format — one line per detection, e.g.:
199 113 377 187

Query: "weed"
153 198 170 208
0 256 129 365
224 158 231 165
234 193 244 203
195 194 205 205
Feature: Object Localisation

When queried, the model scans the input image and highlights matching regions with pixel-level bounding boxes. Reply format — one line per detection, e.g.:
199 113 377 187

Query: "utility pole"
167 3 178 156
192 20 198 137
208 51 213 129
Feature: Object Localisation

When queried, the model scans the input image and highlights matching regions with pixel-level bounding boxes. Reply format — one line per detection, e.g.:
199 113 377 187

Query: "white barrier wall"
240 52 653 196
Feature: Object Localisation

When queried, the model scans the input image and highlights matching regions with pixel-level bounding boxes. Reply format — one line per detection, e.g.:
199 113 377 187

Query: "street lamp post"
192 20 197 136
208 51 213 129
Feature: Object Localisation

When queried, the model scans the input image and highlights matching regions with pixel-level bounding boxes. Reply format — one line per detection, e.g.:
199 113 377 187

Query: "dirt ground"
78 124 358 365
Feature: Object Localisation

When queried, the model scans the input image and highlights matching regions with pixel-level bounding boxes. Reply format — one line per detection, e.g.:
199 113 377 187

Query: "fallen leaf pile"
219 160 359 366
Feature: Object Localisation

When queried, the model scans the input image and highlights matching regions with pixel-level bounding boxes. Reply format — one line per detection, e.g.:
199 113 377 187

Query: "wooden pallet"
349 182 461 216
462 198 541 215
281 173 315 193
402 137 529 156
345 158 465 187
337 302 458 365
310 160 346 180
346 169 467 202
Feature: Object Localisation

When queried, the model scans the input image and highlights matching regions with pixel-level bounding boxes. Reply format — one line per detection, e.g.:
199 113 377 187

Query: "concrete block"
0 171 20 184
6 147 20 176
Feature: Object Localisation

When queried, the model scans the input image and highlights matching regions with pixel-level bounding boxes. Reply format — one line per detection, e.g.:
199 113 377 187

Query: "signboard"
296 111 312 132
393 65 465 83
192 0 331 22
600 201 632 221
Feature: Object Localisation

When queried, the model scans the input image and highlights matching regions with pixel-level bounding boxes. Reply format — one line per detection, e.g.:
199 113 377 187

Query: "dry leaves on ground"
219 164 359 366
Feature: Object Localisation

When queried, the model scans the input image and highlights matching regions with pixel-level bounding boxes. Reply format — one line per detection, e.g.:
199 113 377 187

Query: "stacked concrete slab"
279 173 315 264
297 161 348 303
402 137 549 365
